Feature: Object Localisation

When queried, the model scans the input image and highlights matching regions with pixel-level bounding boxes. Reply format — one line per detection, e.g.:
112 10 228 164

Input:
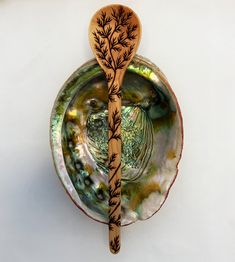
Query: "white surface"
0 0 235 261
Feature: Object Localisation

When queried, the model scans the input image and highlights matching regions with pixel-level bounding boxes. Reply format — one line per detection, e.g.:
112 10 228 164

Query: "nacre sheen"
50 55 183 225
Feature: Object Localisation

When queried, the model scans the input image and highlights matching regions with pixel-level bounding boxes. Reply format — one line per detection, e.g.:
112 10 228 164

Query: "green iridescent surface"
87 105 153 179
50 55 183 225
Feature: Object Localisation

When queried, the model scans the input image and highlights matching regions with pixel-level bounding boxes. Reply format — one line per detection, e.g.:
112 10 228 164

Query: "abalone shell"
50 55 183 225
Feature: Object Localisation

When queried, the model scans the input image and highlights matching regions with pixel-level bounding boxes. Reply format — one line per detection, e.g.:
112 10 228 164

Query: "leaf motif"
93 6 138 74
110 235 120 253
106 73 113 83
108 153 117 170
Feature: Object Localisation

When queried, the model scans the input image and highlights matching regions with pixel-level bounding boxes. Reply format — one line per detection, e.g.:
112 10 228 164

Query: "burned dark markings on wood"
110 235 120 253
92 6 138 102
108 108 121 142
92 5 138 253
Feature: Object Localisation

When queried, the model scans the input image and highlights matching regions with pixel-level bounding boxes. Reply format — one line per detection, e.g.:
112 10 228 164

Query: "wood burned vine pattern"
91 5 138 253
92 6 137 102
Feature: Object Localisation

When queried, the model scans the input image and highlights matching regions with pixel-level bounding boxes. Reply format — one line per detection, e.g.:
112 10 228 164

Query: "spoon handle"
107 73 123 254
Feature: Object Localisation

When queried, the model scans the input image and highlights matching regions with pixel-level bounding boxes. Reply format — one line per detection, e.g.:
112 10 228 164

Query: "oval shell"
50 55 183 225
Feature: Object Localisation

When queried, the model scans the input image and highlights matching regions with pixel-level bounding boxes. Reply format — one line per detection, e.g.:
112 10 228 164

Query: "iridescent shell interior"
50 55 183 225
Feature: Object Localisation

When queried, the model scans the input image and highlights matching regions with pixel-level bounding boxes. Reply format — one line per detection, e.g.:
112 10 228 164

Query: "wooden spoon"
89 4 141 254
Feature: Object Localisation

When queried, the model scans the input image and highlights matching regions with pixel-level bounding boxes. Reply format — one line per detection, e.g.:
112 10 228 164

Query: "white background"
0 0 235 261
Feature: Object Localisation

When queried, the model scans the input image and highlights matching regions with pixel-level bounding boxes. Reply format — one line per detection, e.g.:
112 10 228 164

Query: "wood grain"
89 4 141 254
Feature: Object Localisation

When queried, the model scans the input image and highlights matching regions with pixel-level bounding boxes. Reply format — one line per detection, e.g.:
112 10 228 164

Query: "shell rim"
49 54 184 226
